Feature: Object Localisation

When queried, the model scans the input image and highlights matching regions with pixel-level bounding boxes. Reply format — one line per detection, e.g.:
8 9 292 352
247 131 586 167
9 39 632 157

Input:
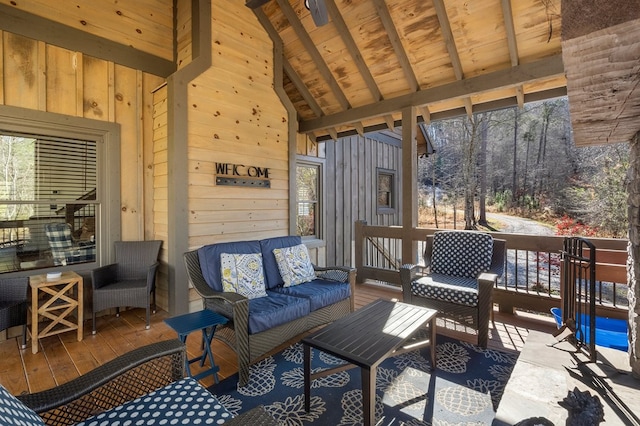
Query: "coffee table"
302 299 437 426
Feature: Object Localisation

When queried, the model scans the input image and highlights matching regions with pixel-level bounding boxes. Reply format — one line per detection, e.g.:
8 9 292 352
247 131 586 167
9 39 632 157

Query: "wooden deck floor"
0 282 557 397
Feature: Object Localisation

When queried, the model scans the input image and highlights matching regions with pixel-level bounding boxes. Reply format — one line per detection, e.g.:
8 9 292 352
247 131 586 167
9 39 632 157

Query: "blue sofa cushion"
270 280 351 311
431 231 493 279
75 378 232 425
259 236 303 289
0 384 45 426
198 240 261 291
411 273 479 307
248 292 310 334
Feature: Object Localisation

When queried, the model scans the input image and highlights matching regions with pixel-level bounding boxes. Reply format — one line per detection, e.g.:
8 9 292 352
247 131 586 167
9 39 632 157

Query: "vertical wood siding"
325 133 402 267
0 30 164 243
184 3 289 253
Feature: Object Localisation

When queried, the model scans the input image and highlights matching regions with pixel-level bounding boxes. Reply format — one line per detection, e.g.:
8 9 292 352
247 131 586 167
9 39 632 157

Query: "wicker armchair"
400 231 506 348
17 339 184 425
0 277 29 349
91 240 162 334
13 339 277 426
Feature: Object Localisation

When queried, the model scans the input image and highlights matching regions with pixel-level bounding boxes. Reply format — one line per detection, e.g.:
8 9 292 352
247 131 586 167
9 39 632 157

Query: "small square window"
377 169 396 213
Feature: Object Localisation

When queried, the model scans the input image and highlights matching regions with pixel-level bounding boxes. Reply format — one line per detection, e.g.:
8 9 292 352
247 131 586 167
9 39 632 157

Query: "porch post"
401 107 417 264
627 131 640 378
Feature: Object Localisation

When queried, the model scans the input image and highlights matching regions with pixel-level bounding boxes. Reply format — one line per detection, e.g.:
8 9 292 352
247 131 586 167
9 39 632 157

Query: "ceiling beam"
314 86 568 141
299 54 565 133
275 0 351 110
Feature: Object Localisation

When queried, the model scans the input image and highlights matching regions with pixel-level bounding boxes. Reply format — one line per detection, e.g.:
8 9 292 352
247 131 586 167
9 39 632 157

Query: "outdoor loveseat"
3 340 276 425
184 235 356 386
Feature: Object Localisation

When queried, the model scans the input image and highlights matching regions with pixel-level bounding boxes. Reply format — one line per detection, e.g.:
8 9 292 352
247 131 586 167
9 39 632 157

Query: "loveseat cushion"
259 236 303 289
248 292 310 334
0 384 44 426
411 273 479 307
270 279 351 311
198 240 261 291
431 231 493 278
75 377 232 425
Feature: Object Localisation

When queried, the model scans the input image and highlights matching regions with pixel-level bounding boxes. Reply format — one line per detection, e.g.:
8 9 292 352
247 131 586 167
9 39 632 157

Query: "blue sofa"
184 236 356 386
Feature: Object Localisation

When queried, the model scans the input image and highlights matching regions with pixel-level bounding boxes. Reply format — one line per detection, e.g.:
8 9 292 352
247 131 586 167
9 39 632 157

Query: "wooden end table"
29 271 83 354
303 299 437 426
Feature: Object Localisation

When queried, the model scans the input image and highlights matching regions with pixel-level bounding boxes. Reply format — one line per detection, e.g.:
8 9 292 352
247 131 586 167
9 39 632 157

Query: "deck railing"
354 221 628 319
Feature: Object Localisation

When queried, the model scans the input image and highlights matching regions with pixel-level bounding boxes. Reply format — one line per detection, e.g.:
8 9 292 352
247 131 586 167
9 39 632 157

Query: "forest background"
417 96 629 238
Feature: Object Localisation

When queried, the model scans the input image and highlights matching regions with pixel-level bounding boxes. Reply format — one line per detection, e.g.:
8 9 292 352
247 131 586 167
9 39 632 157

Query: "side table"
29 271 83 354
164 309 228 382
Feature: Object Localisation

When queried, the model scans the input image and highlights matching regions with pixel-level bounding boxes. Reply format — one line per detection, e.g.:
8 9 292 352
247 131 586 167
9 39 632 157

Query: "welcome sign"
215 162 271 188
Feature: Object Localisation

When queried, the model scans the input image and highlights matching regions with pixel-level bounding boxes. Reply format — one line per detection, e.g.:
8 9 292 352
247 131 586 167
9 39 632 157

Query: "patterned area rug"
209 335 518 425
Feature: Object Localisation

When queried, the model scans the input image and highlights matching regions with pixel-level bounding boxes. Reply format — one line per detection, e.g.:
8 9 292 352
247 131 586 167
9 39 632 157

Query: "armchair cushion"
411 273 479 307
0 384 44 426
273 243 316 287
75 378 232 426
221 252 267 299
431 231 493 278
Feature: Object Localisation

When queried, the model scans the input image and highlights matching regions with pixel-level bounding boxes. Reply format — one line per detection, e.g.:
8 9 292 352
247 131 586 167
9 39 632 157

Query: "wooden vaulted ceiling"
247 0 566 142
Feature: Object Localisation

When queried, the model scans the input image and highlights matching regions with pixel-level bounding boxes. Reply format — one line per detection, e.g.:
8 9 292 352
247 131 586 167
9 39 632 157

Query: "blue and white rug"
209 335 518 425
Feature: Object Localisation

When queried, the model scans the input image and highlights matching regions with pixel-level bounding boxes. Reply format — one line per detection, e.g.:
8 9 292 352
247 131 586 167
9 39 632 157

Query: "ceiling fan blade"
307 0 329 26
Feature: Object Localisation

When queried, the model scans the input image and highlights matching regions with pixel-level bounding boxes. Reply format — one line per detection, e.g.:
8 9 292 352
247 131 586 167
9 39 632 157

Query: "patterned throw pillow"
0 384 45 426
220 253 267 299
273 243 316 287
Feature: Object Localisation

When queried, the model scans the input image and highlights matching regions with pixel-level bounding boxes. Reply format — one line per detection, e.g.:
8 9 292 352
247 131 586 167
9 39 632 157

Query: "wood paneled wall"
0 0 174 61
184 2 289 254
0 31 164 243
325 133 402 267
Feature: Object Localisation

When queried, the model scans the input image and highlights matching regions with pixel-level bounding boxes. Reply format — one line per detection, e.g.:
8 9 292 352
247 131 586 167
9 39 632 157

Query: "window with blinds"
0 134 98 273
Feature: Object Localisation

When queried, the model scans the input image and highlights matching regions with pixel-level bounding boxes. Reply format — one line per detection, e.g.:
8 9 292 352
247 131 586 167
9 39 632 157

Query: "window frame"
0 105 121 276
377 167 396 214
295 158 323 243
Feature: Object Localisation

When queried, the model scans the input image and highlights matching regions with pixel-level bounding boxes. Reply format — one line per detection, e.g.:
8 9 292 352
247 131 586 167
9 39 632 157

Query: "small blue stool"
164 309 228 382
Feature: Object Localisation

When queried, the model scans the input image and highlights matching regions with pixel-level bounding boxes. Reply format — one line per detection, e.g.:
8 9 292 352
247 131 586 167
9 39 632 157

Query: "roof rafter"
372 0 419 92
275 0 351 111
324 0 395 131
432 0 474 117
254 7 341 139
299 54 565 133
501 0 525 109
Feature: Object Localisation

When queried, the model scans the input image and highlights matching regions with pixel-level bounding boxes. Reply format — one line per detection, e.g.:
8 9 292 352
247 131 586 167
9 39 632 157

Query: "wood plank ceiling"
247 0 566 142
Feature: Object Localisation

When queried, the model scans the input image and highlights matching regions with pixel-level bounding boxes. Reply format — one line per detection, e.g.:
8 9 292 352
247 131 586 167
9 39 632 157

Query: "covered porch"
2 278 638 424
